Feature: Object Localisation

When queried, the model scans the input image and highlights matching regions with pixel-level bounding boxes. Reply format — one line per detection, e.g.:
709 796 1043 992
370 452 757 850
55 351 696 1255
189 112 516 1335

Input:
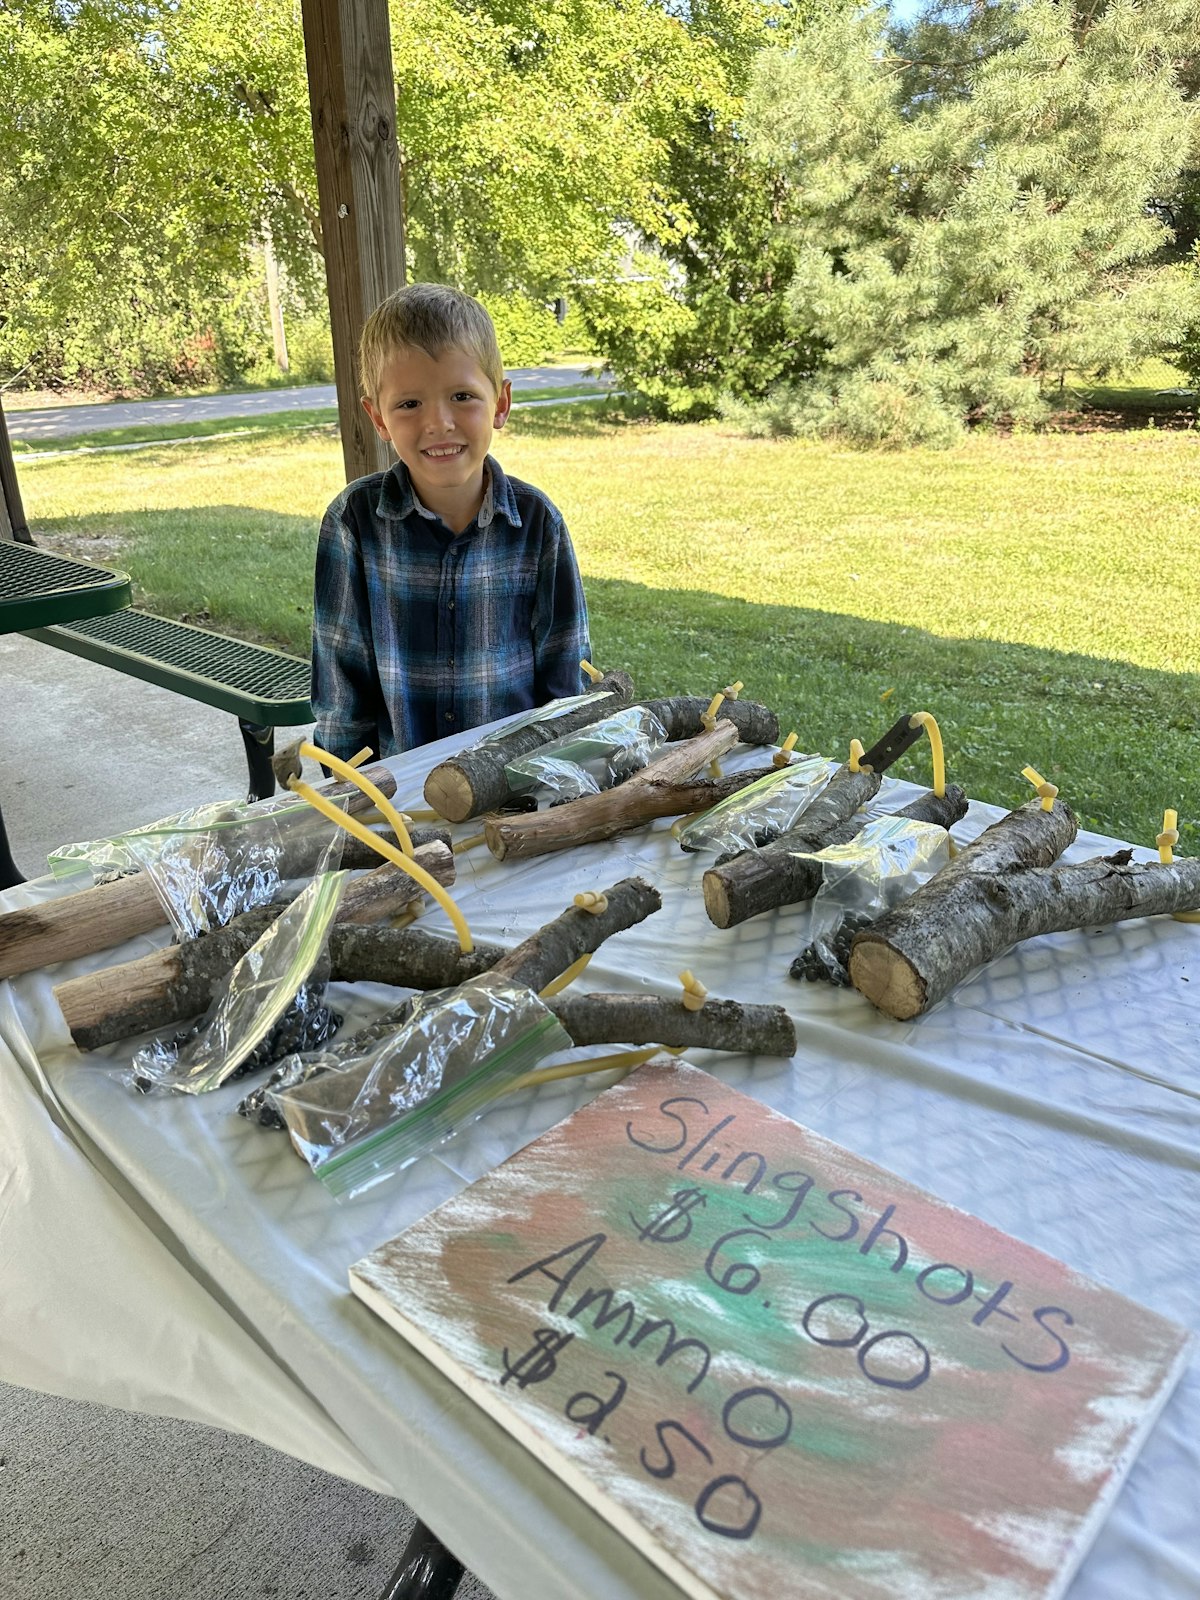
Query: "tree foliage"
0 0 279 388
577 0 826 419
729 0 1200 446
0 0 721 391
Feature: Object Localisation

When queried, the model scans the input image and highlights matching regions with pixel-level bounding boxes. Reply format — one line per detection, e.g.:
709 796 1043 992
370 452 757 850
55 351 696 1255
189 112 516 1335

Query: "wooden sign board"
351 1059 1189 1600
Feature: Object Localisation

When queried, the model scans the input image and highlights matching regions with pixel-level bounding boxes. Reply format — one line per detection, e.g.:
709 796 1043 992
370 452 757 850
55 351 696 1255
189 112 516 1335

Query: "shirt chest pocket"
481 576 536 646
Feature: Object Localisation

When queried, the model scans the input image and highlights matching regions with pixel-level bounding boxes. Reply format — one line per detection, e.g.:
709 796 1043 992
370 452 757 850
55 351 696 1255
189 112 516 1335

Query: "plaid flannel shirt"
311 456 590 761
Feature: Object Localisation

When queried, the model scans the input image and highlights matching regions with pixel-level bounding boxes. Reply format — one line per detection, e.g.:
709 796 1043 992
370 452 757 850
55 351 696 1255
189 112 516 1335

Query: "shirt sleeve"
310 496 384 761
530 506 590 702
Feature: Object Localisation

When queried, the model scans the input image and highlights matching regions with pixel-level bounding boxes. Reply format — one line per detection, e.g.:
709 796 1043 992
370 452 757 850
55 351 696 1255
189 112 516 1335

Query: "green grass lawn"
18 406 1200 847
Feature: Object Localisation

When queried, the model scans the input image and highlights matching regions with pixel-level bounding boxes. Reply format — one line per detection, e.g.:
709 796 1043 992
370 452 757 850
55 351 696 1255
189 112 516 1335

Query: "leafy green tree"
730 0 1200 446
577 0 826 419
0 0 274 389
0 0 722 391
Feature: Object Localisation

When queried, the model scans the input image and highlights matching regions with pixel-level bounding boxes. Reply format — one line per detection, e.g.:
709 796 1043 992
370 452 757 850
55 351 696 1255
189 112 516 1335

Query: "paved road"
6 364 609 442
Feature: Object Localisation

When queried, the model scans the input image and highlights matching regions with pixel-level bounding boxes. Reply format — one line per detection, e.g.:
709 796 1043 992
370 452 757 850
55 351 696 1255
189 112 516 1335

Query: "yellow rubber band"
402 807 445 823
288 778 473 952
879 687 895 701
538 952 593 999
709 758 723 779
453 832 487 855
700 691 726 733
1159 809 1179 865
574 890 609 914
1156 809 1200 921
848 739 865 773
1021 765 1058 812
580 659 603 683
679 969 708 1011
300 741 415 857
723 680 744 701
773 732 799 769
347 747 373 769
909 712 946 799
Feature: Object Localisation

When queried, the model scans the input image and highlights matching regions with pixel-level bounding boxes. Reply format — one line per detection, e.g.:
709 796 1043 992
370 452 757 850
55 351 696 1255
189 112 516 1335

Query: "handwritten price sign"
352 1059 1188 1600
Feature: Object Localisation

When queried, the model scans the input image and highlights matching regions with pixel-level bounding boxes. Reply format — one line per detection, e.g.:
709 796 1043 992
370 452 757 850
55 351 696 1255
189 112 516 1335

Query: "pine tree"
734 0 1200 446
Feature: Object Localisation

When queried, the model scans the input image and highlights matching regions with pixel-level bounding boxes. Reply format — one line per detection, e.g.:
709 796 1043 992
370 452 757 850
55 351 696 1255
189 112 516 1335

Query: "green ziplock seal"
314 1007 569 1199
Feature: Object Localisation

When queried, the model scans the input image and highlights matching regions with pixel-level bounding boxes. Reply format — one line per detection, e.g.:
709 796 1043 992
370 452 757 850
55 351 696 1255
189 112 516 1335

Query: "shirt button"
446 711 455 722
448 601 455 610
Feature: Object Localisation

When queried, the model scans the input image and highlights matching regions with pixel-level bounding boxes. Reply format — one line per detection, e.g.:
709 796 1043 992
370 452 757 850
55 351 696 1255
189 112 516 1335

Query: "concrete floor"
0 1381 496 1600
0 637 495 1600
1 632 254 878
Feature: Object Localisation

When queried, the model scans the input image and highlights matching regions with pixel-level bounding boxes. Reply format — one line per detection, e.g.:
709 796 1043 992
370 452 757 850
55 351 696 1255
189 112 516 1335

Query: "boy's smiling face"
363 343 512 531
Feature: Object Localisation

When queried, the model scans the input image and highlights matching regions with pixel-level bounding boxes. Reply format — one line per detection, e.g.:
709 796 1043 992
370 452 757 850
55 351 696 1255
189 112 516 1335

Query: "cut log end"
701 870 734 929
847 934 926 1020
483 819 510 861
423 766 474 824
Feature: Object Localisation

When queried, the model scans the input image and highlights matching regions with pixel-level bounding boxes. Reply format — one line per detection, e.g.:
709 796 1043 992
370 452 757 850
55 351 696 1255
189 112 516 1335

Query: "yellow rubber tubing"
289 778 474 952
538 953 593 998
510 1046 661 1094
910 713 946 799
300 741 415 857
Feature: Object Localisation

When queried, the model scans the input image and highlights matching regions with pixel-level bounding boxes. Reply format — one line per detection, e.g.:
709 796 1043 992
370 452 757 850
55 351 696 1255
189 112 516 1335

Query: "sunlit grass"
19 408 1200 844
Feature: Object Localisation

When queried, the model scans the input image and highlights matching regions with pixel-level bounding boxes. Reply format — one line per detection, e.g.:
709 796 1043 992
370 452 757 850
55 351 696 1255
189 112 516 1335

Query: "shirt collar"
375 456 523 531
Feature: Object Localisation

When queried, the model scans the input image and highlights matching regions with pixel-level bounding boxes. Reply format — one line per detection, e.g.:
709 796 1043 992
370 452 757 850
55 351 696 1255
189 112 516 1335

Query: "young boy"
311 283 590 761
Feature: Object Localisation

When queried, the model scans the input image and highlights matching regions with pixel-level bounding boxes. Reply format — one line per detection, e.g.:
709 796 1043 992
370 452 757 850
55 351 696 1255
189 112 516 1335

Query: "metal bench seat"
25 609 313 801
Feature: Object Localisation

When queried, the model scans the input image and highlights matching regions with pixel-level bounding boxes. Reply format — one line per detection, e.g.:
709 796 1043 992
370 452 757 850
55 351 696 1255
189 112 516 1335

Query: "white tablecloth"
2 726 1198 1600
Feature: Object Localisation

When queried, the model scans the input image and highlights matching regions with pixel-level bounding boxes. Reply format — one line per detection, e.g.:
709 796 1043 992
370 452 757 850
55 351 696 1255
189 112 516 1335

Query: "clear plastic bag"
237 998 416 1127
266 973 572 1199
47 787 336 882
503 706 668 802
113 798 346 940
675 756 834 856
790 816 950 986
474 688 610 746
127 870 347 1095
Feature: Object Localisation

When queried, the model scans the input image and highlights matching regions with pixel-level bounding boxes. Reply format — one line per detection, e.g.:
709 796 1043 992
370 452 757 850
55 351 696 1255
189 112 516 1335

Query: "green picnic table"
2 537 315 890
0 540 132 887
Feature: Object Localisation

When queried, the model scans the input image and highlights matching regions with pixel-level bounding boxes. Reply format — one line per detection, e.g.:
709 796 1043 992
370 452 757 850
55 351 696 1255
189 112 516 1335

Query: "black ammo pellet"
232 986 343 1078
789 910 876 986
134 984 343 1094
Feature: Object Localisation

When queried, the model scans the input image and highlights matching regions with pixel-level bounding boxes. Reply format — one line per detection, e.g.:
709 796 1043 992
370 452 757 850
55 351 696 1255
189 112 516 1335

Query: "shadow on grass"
506 399 652 440
585 576 1200 847
28 509 1199 847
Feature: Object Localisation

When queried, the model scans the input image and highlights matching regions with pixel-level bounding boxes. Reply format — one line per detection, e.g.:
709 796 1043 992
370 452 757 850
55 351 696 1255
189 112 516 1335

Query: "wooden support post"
300 0 405 483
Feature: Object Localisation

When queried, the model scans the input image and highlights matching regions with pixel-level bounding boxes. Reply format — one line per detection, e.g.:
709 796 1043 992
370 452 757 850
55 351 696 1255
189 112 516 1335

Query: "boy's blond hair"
359 283 504 401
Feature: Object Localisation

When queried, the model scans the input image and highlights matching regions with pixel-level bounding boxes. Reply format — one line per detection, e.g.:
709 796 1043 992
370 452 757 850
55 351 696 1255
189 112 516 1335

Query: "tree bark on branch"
549 992 796 1056
54 841 457 1051
55 873 662 1053
424 684 780 822
701 713 954 929
423 671 636 820
847 796 1098 1017
0 818 445 981
484 723 771 861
